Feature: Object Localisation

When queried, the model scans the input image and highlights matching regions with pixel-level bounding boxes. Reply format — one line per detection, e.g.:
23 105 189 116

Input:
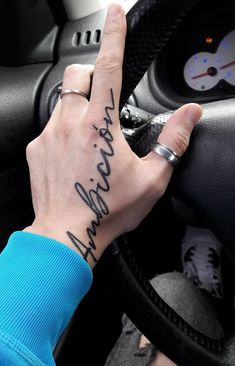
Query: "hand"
25 4 202 268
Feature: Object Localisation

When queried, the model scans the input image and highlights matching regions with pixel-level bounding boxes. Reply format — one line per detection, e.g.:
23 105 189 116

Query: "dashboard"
147 0 235 109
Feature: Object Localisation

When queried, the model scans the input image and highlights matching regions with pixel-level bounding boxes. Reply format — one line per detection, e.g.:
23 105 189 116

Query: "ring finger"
60 64 94 120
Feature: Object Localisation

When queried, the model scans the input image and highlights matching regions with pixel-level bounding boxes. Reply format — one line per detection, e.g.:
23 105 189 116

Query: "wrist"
24 219 112 269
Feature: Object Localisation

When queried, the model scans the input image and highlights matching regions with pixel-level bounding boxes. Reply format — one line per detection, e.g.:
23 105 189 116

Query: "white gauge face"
183 30 235 91
184 52 220 91
216 30 235 86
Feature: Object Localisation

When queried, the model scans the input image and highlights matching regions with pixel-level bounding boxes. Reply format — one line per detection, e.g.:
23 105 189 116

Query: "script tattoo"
66 88 115 264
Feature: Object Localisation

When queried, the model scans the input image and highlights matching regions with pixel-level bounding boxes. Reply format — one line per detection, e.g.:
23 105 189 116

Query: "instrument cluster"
184 30 235 92
152 0 235 107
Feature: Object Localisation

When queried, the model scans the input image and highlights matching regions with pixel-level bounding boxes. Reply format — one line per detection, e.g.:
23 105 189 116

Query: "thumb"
146 103 202 173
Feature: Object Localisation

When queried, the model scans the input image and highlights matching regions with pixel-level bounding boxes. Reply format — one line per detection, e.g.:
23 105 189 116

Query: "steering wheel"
1 0 235 365
105 0 235 365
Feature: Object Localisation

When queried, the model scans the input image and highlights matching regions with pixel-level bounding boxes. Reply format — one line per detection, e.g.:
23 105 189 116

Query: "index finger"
88 4 126 119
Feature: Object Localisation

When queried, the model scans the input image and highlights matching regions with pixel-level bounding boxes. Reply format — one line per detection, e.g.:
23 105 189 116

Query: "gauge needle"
191 71 209 80
191 66 218 80
219 60 235 70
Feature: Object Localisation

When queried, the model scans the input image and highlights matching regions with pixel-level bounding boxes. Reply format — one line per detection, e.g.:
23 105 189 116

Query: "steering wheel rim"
104 0 235 365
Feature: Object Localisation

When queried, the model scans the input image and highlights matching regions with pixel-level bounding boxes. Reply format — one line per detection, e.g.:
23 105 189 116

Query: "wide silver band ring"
58 87 88 99
152 143 180 167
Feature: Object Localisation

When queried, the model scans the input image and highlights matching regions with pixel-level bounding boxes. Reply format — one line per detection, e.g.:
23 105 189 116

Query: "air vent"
74 32 81 46
83 30 91 44
73 29 101 47
94 29 101 43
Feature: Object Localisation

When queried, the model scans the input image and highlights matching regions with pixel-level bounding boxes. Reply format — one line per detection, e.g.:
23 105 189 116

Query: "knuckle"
26 138 39 160
86 110 103 126
63 64 80 79
84 64 95 73
172 129 189 154
95 54 120 73
26 139 35 154
103 25 123 39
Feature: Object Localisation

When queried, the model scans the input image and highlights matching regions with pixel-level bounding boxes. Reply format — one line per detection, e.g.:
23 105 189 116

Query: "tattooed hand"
25 4 202 268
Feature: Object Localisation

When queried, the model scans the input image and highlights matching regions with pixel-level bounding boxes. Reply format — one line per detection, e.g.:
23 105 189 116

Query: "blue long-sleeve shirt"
0 231 93 365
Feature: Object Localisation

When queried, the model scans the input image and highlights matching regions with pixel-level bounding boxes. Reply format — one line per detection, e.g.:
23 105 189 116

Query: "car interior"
1 0 235 365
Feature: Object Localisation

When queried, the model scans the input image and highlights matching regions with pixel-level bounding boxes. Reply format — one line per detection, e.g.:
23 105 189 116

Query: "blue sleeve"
0 231 93 365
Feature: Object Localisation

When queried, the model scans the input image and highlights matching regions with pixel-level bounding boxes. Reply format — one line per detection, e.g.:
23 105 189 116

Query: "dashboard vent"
84 30 91 44
74 32 81 46
94 29 101 43
73 29 101 47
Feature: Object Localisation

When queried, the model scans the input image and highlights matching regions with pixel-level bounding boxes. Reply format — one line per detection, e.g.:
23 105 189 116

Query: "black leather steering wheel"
105 0 235 365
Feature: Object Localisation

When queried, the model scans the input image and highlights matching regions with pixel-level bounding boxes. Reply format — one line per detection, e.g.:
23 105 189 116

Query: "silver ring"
58 87 88 99
152 143 180 167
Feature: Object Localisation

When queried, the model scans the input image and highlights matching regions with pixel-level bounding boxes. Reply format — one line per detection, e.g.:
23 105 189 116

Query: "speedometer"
183 30 235 91
183 52 220 91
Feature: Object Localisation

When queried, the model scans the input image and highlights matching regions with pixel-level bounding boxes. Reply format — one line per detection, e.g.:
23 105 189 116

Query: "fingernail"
107 4 121 17
187 104 202 126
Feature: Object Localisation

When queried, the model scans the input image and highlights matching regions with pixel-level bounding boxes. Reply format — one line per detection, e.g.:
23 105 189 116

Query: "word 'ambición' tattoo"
66 88 115 264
